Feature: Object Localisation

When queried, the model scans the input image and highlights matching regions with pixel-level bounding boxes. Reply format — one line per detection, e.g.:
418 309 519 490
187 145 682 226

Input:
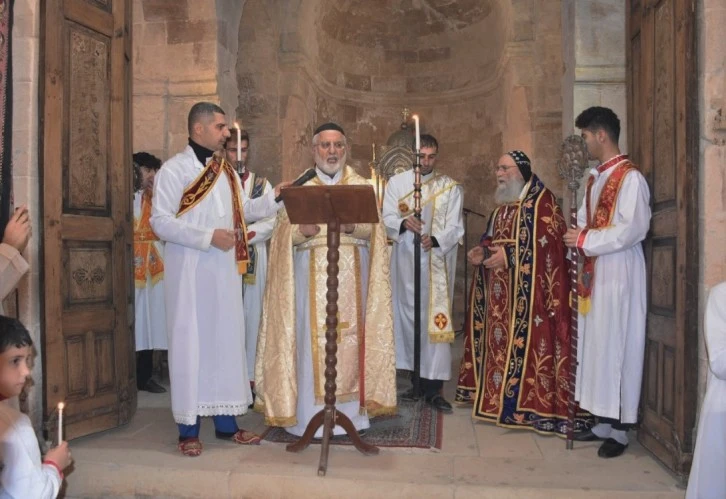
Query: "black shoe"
426 394 453 413
597 438 628 458
248 386 256 410
573 429 605 442
139 379 166 393
400 388 423 401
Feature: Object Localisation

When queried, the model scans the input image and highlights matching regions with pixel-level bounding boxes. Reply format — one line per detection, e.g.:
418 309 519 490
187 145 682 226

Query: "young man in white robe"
255 122 397 437
564 106 651 458
132 152 167 394
686 282 726 499
382 134 464 413
150 102 287 456
223 130 274 401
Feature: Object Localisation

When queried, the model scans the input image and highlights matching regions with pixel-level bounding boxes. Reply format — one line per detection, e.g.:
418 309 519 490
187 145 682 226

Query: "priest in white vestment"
686 282 726 499
132 152 167 394
566 107 651 458
150 102 284 456
382 134 464 413
224 130 275 388
255 122 397 437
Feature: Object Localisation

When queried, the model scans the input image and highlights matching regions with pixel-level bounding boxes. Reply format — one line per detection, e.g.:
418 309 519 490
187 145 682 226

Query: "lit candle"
413 114 420 151
57 402 65 444
234 122 242 163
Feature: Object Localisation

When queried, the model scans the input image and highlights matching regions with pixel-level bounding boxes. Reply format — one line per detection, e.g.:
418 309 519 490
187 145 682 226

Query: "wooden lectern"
281 184 381 476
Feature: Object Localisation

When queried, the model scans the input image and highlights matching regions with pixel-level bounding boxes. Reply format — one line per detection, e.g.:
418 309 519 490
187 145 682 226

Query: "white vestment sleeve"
150 166 214 251
580 172 651 257
432 184 464 255
382 179 405 242
242 188 280 224
706 283 726 380
246 181 276 244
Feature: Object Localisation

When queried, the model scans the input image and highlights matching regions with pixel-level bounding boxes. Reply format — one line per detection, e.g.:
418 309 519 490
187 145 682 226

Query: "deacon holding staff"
382 133 464 413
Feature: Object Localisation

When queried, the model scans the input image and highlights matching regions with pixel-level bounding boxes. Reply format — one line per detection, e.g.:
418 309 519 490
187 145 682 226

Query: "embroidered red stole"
577 156 635 314
134 190 164 288
176 154 251 274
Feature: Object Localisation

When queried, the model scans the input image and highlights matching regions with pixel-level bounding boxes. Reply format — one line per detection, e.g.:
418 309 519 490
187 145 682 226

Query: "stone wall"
697 0 726 409
562 0 627 207
132 0 244 160
11 0 43 430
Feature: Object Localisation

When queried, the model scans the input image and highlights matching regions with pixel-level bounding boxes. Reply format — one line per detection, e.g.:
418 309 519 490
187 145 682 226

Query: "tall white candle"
234 122 242 162
57 402 65 444
413 114 420 151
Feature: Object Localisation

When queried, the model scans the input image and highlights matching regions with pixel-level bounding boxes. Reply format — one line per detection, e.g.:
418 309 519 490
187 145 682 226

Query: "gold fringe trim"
264 415 297 427
429 331 455 344
365 402 398 418
578 296 591 315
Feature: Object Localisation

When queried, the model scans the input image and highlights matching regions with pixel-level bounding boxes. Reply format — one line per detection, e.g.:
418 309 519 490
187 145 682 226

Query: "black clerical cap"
314 122 345 136
506 150 532 182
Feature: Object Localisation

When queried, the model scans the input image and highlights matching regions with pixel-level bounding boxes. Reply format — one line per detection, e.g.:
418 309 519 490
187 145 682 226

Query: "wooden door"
41 0 135 440
627 0 698 475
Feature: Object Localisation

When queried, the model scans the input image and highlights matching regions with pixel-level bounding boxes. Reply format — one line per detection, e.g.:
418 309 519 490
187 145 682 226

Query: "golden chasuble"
134 190 164 288
396 174 459 343
254 166 397 427
176 154 251 274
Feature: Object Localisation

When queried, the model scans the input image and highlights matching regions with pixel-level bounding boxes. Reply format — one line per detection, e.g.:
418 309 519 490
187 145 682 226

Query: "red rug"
262 398 443 449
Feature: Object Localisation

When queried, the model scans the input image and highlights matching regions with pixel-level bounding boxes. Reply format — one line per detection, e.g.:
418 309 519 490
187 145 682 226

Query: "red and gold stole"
134 190 164 288
577 155 635 314
176 154 251 274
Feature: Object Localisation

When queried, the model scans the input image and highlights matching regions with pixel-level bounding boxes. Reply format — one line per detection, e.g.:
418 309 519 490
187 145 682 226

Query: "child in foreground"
0 315 72 498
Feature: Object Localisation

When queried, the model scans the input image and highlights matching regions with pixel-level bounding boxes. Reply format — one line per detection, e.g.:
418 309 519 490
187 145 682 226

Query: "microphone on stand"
275 168 318 202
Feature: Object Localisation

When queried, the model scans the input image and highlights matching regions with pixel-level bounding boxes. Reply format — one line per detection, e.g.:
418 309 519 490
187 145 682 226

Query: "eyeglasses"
493 164 516 173
316 141 346 151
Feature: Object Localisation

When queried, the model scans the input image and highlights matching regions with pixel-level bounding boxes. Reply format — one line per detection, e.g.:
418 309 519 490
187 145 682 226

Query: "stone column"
11 0 43 430
133 0 244 160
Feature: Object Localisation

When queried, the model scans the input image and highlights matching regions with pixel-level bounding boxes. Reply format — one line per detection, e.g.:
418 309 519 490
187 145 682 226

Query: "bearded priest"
255 122 397 437
457 150 590 436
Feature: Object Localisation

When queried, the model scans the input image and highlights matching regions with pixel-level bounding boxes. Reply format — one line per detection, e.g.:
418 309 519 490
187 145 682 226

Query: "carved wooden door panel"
627 0 698 475
41 0 135 440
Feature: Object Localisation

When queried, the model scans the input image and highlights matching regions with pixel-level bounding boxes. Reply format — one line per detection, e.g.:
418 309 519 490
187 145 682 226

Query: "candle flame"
234 122 240 130
58 402 65 410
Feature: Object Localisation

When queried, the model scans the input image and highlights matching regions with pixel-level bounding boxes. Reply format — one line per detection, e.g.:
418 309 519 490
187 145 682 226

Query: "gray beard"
316 155 346 177
494 179 526 205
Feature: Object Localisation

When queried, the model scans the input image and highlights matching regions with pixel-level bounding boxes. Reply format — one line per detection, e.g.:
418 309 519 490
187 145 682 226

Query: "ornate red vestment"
457 175 590 434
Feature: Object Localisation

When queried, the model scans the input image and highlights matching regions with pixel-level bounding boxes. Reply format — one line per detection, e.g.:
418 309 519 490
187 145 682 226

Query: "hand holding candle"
57 401 65 444
413 114 420 151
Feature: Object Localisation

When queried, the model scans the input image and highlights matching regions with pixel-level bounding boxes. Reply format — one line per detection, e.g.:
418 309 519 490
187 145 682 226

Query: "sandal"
178 437 203 457
232 429 261 445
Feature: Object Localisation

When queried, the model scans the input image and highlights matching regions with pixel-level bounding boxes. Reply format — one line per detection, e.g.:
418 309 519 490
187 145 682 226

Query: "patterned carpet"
262 397 443 449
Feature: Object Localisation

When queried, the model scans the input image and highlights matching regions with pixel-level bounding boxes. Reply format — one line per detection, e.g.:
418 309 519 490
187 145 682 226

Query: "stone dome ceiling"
319 0 497 48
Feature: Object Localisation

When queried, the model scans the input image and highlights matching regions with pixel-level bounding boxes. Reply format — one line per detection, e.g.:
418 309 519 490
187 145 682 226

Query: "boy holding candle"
0 315 72 497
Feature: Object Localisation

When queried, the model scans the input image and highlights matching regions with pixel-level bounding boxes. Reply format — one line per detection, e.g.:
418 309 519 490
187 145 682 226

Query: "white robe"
686 282 726 499
382 169 464 381
574 162 651 423
0 403 62 499
150 145 279 425
133 192 168 351
240 172 275 380
287 167 370 437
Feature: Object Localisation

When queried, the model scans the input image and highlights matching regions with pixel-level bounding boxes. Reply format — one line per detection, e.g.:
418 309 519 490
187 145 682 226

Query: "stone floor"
64 372 686 498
